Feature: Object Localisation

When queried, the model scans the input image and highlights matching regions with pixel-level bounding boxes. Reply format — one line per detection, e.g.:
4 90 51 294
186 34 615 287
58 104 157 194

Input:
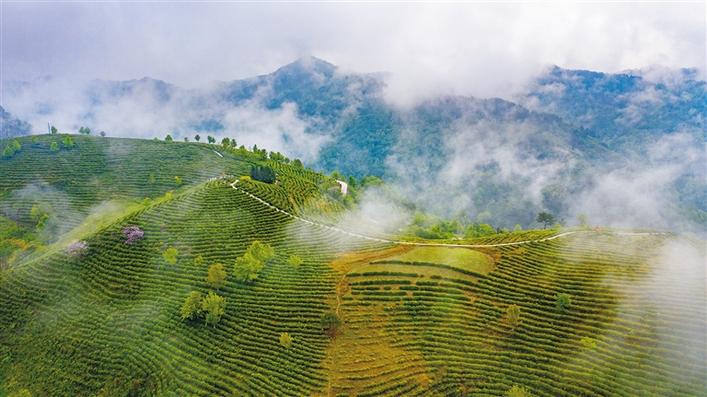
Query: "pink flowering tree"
122 225 144 245
66 240 88 257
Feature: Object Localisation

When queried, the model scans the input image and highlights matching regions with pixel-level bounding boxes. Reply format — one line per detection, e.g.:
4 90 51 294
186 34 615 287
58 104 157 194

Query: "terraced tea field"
0 136 704 396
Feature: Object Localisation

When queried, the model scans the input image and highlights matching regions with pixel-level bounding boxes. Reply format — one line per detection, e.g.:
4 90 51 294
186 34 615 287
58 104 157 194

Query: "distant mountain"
2 58 704 229
0 106 32 139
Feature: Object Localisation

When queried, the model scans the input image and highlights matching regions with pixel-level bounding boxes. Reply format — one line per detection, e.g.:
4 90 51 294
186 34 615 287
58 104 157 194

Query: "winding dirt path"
227 179 668 248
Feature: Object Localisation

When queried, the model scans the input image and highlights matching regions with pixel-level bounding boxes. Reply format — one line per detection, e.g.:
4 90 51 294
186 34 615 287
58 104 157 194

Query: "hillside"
1 136 705 396
4 58 704 230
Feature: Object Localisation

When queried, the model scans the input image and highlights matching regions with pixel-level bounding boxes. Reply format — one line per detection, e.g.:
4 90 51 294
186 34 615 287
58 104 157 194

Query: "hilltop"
3 58 705 230
0 135 705 396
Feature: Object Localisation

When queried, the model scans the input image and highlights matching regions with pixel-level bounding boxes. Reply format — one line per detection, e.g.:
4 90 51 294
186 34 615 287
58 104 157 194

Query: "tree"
174 176 183 185
207 135 215 144
163 247 178 265
221 137 230 146
250 165 276 184
233 241 274 282
504 304 521 328
30 204 49 228
292 159 303 168
181 291 203 320
78 126 91 135
2 145 15 158
194 134 201 142
206 263 227 289
100 131 106 137
536 212 555 229
320 311 341 337
577 213 588 228
193 255 204 267
505 385 533 397
287 255 303 267
50 141 59 151
555 293 571 311
279 332 293 348
122 225 144 245
50 125 58 134
183 137 189 142
2 140 20 158
165 134 173 142
62 135 75 148
201 291 225 326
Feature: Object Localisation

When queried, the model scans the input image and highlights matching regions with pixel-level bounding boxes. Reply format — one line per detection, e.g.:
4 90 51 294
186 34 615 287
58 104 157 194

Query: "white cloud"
2 3 704 107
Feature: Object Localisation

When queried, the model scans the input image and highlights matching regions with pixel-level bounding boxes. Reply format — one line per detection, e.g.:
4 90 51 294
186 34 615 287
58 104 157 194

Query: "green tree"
50 141 59 151
194 134 201 142
206 263 227 289
287 255 303 267
577 213 588 228
163 247 178 265
233 241 275 282
207 135 215 144
2 145 16 158
11 139 21 151
62 135 75 148
30 204 49 228
183 137 189 142
320 311 341 337
50 125 58 134
174 176 183 185
180 291 203 321
505 385 533 397
193 255 204 267
201 291 225 326
536 212 556 229
279 332 293 348
221 137 231 146
165 134 173 142
555 293 571 311
505 304 521 328
250 165 276 184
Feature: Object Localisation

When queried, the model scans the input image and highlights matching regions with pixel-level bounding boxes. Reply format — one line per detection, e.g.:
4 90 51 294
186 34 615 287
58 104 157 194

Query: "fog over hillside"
1 2 704 232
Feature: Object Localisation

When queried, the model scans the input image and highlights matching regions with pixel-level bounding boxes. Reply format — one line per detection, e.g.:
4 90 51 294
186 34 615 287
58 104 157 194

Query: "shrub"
279 332 293 348
163 247 178 265
180 291 203 321
556 293 571 311
193 255 204 267
174 176 183 185
122 225 144 245
320 311 341 337
580 337 597 349
50 141 59 151
201 292 225 326
287 255 303 267
206 263 227 289
250 165 276 184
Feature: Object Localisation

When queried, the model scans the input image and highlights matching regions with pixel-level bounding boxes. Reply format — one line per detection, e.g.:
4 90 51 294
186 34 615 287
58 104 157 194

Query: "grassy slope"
0 136 705 396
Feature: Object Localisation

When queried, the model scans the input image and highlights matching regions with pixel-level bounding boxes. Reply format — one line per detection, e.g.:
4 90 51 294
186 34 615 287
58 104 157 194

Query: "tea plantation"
0 135 704 396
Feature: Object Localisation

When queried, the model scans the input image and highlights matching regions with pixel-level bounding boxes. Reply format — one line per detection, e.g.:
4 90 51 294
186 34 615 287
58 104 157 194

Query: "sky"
1 2 705 100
